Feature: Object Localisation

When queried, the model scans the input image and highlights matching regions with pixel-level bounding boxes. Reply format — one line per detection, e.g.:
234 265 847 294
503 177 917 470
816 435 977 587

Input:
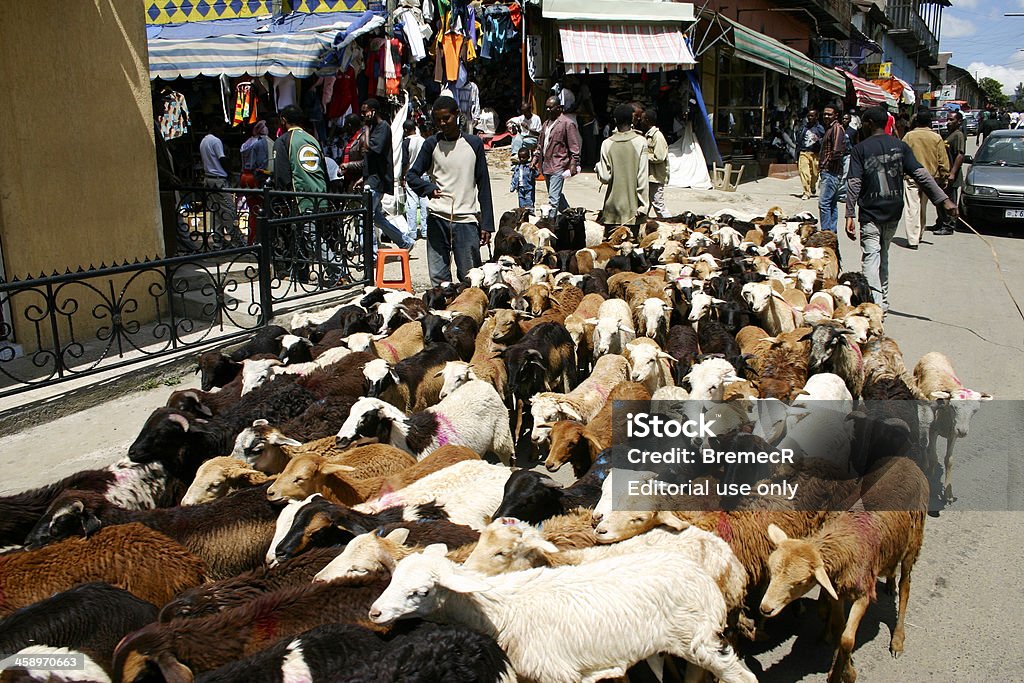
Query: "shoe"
933 227 954 235
908 244 919 250
379 234 395 246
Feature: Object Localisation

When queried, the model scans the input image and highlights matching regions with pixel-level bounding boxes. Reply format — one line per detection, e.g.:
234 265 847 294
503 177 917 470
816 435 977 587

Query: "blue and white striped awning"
146 12 368 80
149 31 337 79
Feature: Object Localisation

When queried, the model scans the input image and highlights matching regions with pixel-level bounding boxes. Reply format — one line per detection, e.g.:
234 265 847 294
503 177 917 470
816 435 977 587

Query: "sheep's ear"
384 527 411 546
767 523 788 546
423 543 449 557
320 463 357 475
930 390 951 401
439 570 493 594
70 506 103 536
156 652 195 683
657 352 678 365
583 317 599 326
523 534 560 555
558 401 584 422
814 564 839 601
434 369 446 378
655 511 689 531
167 413 190 432
268 433 302 447
253 418 270 427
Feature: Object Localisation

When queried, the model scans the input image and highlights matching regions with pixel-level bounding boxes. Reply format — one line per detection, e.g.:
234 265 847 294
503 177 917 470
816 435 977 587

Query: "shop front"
693 13 846 170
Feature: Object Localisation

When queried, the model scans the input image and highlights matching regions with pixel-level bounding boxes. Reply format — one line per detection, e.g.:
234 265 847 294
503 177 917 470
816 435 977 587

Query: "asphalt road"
3 138 1023 682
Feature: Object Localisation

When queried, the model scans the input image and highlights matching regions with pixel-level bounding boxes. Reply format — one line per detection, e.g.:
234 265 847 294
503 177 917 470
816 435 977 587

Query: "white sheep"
586 298 635 357
239 346 352 394
624 338 675 395
463 519 748 613
687 290 725 324
741 282 802 335
529 354 629 445
357 459 512 530
684 357 739 401
635 297 673 341
370 545 758 683
336 380 514 464
913 351 993 503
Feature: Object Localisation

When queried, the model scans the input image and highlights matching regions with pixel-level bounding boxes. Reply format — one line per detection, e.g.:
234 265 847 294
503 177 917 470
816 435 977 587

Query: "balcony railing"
817 0 852 28
887 1 939 61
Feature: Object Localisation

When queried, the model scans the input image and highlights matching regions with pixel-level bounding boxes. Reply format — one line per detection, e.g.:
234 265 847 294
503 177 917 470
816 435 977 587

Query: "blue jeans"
838 155 850 202
860 220 899 312
818 171 842 233
370 186 413 249
545 172 570 218
404 179 429 239
425 215 482 286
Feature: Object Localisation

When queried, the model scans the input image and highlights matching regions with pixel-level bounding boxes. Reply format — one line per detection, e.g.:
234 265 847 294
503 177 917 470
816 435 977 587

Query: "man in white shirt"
508 100 542 155
199 123 243 248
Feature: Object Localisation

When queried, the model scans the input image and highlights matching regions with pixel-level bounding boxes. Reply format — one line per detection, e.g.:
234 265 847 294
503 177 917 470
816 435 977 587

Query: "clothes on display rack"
157 89 190 141
273 75 297 110
327 66 360 120
233 80 258 126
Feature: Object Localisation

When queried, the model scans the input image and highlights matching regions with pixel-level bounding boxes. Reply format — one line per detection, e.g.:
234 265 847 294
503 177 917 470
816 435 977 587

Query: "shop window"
715 53 766 138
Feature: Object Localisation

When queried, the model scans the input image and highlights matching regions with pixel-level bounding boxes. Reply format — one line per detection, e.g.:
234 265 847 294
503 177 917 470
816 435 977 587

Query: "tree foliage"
979 77 1010 108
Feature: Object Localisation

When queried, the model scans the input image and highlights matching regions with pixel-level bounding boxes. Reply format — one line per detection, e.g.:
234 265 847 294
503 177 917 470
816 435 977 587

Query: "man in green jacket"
641 109 670 218
272 105 338 283
596 104 649 227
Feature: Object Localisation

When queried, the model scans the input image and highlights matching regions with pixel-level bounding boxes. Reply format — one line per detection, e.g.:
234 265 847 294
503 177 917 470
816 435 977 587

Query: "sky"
938 0 1024 96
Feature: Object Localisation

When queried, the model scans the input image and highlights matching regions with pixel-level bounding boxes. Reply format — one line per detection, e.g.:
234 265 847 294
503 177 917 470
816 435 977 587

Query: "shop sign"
861 62 892 79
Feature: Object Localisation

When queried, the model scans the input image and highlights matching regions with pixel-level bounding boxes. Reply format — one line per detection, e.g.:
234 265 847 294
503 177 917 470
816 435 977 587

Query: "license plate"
1006 209 1024 218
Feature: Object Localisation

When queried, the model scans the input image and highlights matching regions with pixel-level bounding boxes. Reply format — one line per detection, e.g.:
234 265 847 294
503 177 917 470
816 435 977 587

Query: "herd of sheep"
0 205 993 683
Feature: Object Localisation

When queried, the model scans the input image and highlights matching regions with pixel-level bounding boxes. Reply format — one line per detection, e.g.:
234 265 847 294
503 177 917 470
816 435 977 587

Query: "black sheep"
196 623 387 683
839 271 873 306
698 319 741 357
128 378 317 476
197 326 290 390
500 322 577 402
491 469 602 524
582 268 610 297
0 582 157 676
341 622 512 683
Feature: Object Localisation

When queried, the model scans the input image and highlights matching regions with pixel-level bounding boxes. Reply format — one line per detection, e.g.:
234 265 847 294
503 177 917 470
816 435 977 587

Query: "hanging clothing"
232 80 258 126
455 80 480 126
385 38 403 96
158 90 190 141
319 75 337 110
327 66 360 120
396 8 427 61
273 75 297 110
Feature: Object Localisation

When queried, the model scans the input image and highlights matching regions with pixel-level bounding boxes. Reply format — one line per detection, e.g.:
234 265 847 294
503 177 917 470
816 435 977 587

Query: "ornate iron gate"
0 187 373 398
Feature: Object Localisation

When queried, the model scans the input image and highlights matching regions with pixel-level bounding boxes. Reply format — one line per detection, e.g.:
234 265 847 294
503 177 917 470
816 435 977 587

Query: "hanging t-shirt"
158 91 190 141
274 75 297 110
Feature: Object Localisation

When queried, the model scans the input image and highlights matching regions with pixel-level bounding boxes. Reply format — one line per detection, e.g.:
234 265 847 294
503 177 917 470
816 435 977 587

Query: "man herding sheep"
844 106 957 313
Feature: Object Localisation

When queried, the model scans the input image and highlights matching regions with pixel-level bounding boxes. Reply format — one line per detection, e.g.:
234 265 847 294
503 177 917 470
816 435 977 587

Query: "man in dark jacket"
845 107 957 312
361 99 414 250
407 96 494 286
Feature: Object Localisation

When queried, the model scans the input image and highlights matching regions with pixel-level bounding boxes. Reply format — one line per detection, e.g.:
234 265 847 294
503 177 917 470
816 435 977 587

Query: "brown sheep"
112 573 392 680
0 523 205 616
761 458 928 681
371 320 424 364
181 456 274 505
266 446 416 504
544 381 651 477
520 306 568 332
490 308 527 346
552 284 584 316
445 287 489 325
519 283 553 316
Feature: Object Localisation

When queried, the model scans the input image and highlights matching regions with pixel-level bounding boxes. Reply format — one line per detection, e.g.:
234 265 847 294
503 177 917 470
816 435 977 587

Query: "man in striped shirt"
817 105 846 233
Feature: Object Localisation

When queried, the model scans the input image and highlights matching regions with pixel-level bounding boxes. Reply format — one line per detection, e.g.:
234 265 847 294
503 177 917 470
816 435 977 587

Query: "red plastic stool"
374 248 413 293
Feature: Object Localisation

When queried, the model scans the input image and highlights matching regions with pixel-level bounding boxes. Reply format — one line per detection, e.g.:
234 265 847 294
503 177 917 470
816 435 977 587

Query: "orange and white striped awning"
558 23 696 74
842 70 889 108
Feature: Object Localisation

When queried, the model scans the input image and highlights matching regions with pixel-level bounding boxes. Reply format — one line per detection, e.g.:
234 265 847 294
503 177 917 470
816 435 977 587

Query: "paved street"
3 140 1023 681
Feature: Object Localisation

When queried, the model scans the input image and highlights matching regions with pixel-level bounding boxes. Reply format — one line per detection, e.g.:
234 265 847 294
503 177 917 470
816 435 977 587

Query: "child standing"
510 148 538 209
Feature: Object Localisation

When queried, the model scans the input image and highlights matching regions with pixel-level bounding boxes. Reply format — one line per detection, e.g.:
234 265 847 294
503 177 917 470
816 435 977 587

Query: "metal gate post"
257 185 274 325
362 189 375 285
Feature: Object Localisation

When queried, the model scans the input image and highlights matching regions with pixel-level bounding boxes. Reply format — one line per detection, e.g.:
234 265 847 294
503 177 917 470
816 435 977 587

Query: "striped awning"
557 23 696 74
722 17 846 96
149 32 337 80
842 70 890 108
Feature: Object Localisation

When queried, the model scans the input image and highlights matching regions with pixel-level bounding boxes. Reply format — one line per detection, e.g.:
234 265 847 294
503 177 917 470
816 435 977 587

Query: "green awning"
724 16 846 96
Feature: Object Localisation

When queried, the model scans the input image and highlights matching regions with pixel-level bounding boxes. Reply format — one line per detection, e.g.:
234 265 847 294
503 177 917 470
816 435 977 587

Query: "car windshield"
973 137 1024 166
